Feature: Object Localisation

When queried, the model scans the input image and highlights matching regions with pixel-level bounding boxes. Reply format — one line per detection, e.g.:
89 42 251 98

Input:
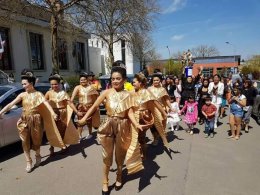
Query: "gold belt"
22 110 40 115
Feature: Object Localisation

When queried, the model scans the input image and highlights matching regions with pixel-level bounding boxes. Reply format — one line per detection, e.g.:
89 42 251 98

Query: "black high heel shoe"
102 182 109 195
102 190 109 195
114 184 123 191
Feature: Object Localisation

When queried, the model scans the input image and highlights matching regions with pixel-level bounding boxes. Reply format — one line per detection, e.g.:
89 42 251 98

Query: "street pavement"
1 111 260 195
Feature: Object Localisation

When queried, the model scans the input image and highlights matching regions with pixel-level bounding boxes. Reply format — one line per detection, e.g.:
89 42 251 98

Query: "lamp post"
225 41 237 73
166 46 171 75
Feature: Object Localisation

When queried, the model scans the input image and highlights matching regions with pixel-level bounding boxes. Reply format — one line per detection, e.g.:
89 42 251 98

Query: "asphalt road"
1 111 260 195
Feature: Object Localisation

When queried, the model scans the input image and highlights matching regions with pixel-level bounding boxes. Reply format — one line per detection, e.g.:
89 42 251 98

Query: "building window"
29 32 44 70
0 27 12 70
58 39 68 70
217 67 232 77
76 42 85 70
121 39 126 64
91 41 93 47
96 40 99 47
101 41 104 48
202 68 213 77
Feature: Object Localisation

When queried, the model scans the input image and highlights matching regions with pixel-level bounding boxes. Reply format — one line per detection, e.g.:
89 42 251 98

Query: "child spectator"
167 96 181 131
202 96 217 138
179 95 198 135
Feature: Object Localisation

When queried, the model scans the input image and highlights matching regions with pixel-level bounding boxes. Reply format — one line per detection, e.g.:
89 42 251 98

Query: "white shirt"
170 102 179 113
208 82 224 105
174 84 182 98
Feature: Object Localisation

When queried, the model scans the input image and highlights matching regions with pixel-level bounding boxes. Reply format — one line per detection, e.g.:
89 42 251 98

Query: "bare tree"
25 0 82 72
75 0 159 69
129 32 156 70
1 0 82 72
191 45 219 58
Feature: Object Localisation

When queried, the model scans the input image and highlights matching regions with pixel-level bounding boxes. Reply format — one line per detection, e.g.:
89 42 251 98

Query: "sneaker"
204 134 209 138
214 123 217 129
190 131 193 135
210 133 214 138
245 125 249 133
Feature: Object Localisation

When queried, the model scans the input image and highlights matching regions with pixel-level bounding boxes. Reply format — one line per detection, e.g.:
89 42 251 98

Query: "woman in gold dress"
70 72 100 139
78 61 145 195
148 72 172 146
130 73 169 159
0 70 62 173
45 73 80 155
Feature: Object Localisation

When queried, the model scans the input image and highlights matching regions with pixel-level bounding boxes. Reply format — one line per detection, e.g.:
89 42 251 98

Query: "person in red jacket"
202 96 217 138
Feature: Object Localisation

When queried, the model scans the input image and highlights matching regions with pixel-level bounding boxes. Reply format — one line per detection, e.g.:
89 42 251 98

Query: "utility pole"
166 46 171 75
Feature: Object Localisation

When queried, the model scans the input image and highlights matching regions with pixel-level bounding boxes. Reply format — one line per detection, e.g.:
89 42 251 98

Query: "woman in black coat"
181 67 202 106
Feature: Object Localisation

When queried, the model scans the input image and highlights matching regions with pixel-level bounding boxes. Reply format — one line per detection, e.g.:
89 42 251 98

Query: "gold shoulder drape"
43 90 79 146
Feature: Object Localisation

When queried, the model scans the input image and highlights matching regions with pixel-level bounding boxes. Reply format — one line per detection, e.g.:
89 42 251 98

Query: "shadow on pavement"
40 132 99 167
0 141 23 163
120 140 181 193
167 131 185 142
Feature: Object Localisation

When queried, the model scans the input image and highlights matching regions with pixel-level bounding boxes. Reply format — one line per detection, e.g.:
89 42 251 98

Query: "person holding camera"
228 88 247 140
242 80 258 132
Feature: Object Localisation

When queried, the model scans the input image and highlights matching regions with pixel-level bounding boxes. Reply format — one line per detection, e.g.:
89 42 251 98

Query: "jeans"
211 102 220 127
243 106 253 124
205 119 215 135
230 102 244 118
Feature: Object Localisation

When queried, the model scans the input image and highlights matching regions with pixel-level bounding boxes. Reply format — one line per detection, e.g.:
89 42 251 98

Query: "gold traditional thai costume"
130 89 169 150
77 85 100 128
17 91 65 152
98 89 143 175
148 86 170 142
47 90 79 145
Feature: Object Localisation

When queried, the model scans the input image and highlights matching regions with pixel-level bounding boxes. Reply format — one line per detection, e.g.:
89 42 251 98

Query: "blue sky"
153 0 260 60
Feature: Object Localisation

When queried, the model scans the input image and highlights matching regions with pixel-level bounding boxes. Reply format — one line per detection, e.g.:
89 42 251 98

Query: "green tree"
164 59 183 76
241 55 260 79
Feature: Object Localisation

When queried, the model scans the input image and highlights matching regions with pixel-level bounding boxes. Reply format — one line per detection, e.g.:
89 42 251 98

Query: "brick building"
193 55 241 77
146 55 240 77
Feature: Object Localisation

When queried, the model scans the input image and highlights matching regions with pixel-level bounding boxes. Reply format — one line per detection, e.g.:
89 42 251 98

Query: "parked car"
252 80 260 125
0 83 51 148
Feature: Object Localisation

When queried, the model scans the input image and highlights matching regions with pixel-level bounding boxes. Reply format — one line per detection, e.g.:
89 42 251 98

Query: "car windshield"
0 86 12 97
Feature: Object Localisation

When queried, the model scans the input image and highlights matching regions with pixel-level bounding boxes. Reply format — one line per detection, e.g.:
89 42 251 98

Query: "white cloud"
163 0 187 14
171 34 185 41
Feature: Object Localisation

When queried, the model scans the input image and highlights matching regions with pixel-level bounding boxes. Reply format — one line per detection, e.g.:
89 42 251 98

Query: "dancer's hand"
77 111 83 117
136 124 147 132
78 119 86 126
